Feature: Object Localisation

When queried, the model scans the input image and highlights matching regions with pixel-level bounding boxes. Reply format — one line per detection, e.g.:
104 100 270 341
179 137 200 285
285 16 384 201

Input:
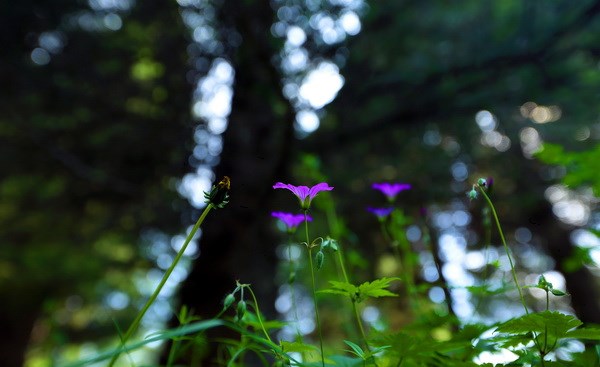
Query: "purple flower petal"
308 182 334 200
372 182 411 201
271 211 312 230
273 182 333 210
366 207 394 218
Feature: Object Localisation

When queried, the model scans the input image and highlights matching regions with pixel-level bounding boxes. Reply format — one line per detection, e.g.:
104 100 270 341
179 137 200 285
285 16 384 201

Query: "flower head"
367 207 394 221
272 211 312 233
204 176 231 208
372 182 411 202
273 182 334 210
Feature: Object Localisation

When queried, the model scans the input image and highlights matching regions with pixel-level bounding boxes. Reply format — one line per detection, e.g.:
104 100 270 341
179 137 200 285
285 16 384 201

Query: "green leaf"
343 340 365 358
495 311 582 337
319 280 359 300
320 278 400 302
327 355 363 367
566 326 600 340
495 311 583 352
327 280 359 294
550 289 568 296
357 277 401 301
280 340 319 354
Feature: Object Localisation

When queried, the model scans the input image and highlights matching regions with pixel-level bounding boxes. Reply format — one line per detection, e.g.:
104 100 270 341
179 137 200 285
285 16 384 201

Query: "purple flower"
273 182 334 210
372 182 411 202
367 207 394 220
272 211 312 232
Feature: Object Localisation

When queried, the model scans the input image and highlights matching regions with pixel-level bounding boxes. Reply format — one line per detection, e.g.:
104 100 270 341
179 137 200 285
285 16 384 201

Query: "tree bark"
174 0 295 364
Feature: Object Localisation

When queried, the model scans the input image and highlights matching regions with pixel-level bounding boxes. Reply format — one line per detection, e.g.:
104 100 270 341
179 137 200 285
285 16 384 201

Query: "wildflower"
271 211 312 233
467 185 478 200
366 207 394 221
273 182 334 210
372 182 411 202
204 176 231 208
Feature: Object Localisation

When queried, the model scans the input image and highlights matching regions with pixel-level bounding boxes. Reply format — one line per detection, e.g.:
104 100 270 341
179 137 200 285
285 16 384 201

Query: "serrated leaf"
317 289 352 296
357 277 401 300
327 280 359 294
496 311 582 335
495 311 582 343
319 280 359 300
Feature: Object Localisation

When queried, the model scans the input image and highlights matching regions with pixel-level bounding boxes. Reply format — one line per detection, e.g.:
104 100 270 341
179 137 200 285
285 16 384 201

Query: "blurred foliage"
4 0 600 365
536 143 600 196
0 0 195 364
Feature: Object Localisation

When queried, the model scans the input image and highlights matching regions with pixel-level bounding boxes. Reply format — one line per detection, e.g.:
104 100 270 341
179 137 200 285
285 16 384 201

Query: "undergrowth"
68 177 600 367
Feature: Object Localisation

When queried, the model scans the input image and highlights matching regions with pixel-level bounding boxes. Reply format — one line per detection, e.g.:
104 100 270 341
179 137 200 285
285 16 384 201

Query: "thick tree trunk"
0 288 44 367
175 1 295 364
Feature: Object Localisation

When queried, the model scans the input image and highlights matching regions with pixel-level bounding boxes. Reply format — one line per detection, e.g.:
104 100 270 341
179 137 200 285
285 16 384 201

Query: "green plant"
67 177 600 367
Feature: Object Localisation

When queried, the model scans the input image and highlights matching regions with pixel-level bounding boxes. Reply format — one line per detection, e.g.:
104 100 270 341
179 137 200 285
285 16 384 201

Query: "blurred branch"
308 0 600 153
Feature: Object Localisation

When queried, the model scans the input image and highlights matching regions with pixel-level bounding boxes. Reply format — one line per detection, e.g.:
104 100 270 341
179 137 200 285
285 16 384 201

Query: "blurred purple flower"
273 182 334 210
372 182 411 201
272 211 312 232
367 207 394 219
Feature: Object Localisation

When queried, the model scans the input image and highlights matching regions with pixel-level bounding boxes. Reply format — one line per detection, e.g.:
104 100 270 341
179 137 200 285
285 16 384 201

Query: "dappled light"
6 1 600 366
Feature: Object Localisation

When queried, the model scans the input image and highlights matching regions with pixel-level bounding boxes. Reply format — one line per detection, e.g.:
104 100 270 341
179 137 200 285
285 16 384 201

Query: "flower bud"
315 250 325 270
204 176 231 208
236 300 246 320
223 293 235 310
467 186 478 201
477 178 487 187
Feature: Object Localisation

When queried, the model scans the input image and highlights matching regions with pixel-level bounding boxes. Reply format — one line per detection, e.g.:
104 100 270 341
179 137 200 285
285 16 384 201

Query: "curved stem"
351 301 371 353
305 212 325 367
246 286 272 343
335 244 371 354
477 187 529 315
108 204 214 366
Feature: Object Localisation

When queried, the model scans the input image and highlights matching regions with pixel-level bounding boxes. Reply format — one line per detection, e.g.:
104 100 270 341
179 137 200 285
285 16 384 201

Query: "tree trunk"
0 287 44 367
174 0 295 364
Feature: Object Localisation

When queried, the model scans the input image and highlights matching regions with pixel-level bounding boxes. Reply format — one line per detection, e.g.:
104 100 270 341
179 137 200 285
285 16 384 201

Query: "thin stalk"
380 222 419 311
247 286 273 343
335 245 371 354
287 239 302 340
305 212 325 367
477 187 528 315
336 246 349 284
351 301 371 353
108 204 214 367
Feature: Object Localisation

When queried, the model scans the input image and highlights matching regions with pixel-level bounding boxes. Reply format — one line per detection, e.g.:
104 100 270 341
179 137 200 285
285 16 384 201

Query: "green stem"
336 246 349 284
247 286 272 343
305 212 325 367
381 222 419 311
477 187 529 315
336 244 371 354
287 238 302 340
351 301 371 353
108 204 214 366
